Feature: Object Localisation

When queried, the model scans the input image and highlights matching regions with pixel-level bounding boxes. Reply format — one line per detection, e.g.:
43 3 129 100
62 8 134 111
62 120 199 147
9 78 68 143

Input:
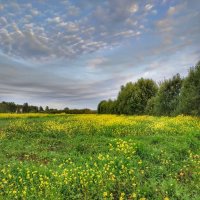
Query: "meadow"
0 114 199 200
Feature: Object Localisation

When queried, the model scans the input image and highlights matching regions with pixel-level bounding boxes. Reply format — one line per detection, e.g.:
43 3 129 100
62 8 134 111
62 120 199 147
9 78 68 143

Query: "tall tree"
45 106 49 112
116 82 135 114
39 106 44 112
177 62 200 115
22 103 29 113
152 74 183 116
97 99 117 114
116 78 158 115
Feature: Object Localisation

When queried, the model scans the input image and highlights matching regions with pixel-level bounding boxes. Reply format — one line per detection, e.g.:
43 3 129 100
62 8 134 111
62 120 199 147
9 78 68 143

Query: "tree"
29 106 39 113
39 106 44 112
145 96 157 115
0 102 17 113
98 100 106 114
0 102 9 113
133 78 158 114
177 62 200 115
98 100 109 114
106 99 117 114
116 82 135 114
97 100 117 114
116 78 158 115
45 106 49 112
22 103 29 113
152 74 183 116
7 102 17 112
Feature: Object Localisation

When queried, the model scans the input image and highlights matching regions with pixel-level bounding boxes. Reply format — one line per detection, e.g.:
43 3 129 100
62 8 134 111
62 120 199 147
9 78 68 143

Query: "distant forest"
98 61 200 116
0 102 96 114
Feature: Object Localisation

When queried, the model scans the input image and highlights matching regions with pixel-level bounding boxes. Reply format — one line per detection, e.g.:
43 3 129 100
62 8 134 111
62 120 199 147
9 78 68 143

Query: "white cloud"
156 18 172 32
0 0 199 62
0 28 11 44
155 1 196 45
81 27 95 35
0 1 145 59
31 9 40 16
125 18 138 26
47 16 61 23
114 30 141 37
167 2 188 16
12 23 24 36
87 57 107 69
129 3 139 13
145 4 153 11
64 22 80 32
167 7 176 15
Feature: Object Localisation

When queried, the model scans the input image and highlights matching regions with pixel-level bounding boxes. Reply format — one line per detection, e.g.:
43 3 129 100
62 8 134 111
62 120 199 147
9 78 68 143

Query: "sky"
0 0 200 109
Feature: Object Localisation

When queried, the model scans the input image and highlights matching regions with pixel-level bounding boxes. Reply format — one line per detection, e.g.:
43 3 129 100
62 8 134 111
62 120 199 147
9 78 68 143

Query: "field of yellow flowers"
0 114 200 200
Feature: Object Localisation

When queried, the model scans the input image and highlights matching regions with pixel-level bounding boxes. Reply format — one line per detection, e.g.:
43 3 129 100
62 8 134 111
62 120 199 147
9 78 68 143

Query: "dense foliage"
117 78 158 115
0 114 199 199
149 74 183 116
177 61 200 115
98 62 200 116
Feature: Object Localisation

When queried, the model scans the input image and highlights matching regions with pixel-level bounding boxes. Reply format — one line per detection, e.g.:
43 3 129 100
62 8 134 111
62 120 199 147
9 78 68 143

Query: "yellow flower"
103 192 108 197
22 190 26 196
164 197 170 200
119 192 125 200
179 172 184 176
121 192 125 197
13 190 17 194
132 193 137 198
138 160 142 165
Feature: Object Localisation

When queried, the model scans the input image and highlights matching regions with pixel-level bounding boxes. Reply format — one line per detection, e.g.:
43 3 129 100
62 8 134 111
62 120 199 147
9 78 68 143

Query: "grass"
0 114 199 200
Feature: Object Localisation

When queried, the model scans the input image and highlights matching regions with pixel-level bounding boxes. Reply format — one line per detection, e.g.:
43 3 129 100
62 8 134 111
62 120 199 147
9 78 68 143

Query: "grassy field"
0 114 199 200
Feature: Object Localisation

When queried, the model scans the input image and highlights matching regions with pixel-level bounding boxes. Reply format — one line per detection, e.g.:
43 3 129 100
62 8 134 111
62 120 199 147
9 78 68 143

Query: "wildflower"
13 190 17 194
179 172 184 176
164 197 170 200
132 193 137 198
103 192 108 197
138 160 142 165
119 192 125 200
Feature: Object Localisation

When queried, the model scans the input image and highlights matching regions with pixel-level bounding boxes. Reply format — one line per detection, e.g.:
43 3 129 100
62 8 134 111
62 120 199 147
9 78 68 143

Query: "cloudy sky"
0 0 199 109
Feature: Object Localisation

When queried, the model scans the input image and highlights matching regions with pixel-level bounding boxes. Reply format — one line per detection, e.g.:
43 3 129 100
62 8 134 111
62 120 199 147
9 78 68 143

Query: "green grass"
0 114 199 200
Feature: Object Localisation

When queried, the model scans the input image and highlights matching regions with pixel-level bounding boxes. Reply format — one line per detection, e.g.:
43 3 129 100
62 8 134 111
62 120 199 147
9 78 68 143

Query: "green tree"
116 78 158 115
177 62 200 115
145 96 157 115
22 103 29 113
39 106 44 112
97 99 117 114
45 106 49 112
116 83 135 114
97 100 105 114
133 78 158 114
153 74 183 116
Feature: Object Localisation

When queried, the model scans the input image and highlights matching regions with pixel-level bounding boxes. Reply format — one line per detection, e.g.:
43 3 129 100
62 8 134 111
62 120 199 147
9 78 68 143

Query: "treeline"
0 102 96 114
98 61 200 116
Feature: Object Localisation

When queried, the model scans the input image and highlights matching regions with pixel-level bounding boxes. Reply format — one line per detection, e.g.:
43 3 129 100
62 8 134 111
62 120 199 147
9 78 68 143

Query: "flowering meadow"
0 114 199 200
